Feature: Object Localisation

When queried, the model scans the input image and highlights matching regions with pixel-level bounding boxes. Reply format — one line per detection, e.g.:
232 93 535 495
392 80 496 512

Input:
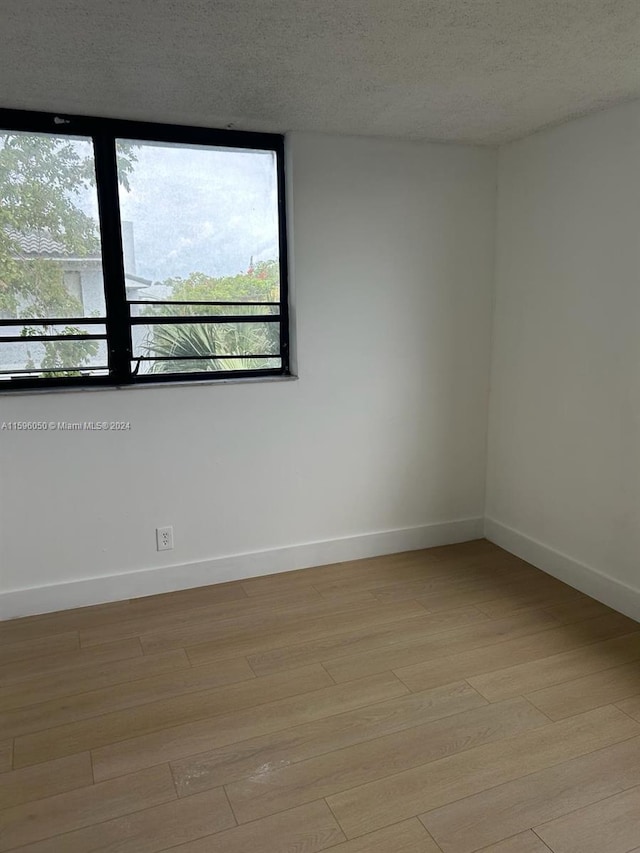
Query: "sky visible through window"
116 141 279 283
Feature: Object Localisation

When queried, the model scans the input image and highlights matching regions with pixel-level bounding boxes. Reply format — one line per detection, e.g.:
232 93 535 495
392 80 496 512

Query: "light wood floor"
1 539 640 852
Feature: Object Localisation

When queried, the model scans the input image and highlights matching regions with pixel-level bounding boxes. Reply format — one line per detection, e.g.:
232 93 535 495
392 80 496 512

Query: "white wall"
0 132 497 617
486 101 640 619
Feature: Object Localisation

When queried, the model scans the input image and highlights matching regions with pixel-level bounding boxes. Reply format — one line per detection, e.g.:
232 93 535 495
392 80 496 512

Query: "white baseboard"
1 517 484 620
485 517 640 623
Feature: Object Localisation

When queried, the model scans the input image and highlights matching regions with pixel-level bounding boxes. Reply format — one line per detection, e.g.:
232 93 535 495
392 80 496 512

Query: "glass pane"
0 340 108 378
115 140 280 312
0 131 107 324
133 302 280 318
0 323 106 338
133 356 281 376
132 320 280 361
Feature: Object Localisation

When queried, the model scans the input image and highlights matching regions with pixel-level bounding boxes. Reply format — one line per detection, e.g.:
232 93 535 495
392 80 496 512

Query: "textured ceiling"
1 0 640 144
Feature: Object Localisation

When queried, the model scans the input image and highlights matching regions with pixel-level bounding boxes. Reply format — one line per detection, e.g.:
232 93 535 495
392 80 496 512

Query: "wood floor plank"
14 664 333 768
420 735 640 853
323 610 567 684
239 550 452 597
171 680 487 796
321 818 440 852
313 561 531 601
92 671 408 782
163 800 344 853
0 656 254 740
0 764 176 851
325 705 640 839
311 544 530 592
468 632 640 702
240 570 329 598
474 833 552 853
362 564 534 604
410 572 587 615
370 577 489 605
124 579 248 614
226 698 547 824
0 583 247 647
493 596 615 625
0 752 92 811
248 561 453 600
79 586 325 648
311 587 378 604
0 638 142 686
152 601 425 664
393 613 636 693
0 649 189 713
0 632 79 667
527 660 640 720
468 587 594 621
614 692 640 721
247 606 488 677
0 740 12 773
10 787 235 853
0 601 139 645
535 784 640 853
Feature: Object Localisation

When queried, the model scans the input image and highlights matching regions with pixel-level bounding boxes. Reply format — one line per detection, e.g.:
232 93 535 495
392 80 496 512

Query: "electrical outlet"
156 526 174 551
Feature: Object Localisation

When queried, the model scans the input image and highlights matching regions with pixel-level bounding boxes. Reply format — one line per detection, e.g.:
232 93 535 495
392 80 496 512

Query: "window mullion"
275 140 290 375
93 133 132 384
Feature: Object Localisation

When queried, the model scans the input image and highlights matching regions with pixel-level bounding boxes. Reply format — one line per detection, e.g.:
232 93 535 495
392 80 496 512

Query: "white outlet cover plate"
156 526 174 551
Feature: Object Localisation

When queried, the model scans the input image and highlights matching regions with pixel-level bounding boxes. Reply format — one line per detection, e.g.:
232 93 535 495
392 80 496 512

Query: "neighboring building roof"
125 274 152 290
4 229 152 288
7 229 90 258
126 272 153 286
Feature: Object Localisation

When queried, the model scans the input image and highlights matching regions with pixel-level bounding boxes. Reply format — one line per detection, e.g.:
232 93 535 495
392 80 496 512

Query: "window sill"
0 373 298 396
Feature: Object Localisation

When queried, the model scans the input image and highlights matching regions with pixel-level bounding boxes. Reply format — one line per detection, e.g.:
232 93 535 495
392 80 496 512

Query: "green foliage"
142 261 281 373
166 259 280 306
21 325 100 378
141 321 278 373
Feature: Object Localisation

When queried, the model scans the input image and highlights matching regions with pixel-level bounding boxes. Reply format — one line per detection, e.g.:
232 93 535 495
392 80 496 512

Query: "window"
0 109 289 390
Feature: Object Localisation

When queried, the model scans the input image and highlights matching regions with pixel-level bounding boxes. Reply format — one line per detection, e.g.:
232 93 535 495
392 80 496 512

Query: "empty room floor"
1 540 640 852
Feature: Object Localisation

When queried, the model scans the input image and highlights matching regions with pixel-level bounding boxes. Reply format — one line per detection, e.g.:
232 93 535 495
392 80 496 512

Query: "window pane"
135 302 279 318
0 339 108 378
0 322 106 338
133 356 281 376
0 131 106 322
132 320 280 360
115 140 281 314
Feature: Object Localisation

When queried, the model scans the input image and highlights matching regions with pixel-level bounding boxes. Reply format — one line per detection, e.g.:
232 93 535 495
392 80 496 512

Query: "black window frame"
0 108 290 391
